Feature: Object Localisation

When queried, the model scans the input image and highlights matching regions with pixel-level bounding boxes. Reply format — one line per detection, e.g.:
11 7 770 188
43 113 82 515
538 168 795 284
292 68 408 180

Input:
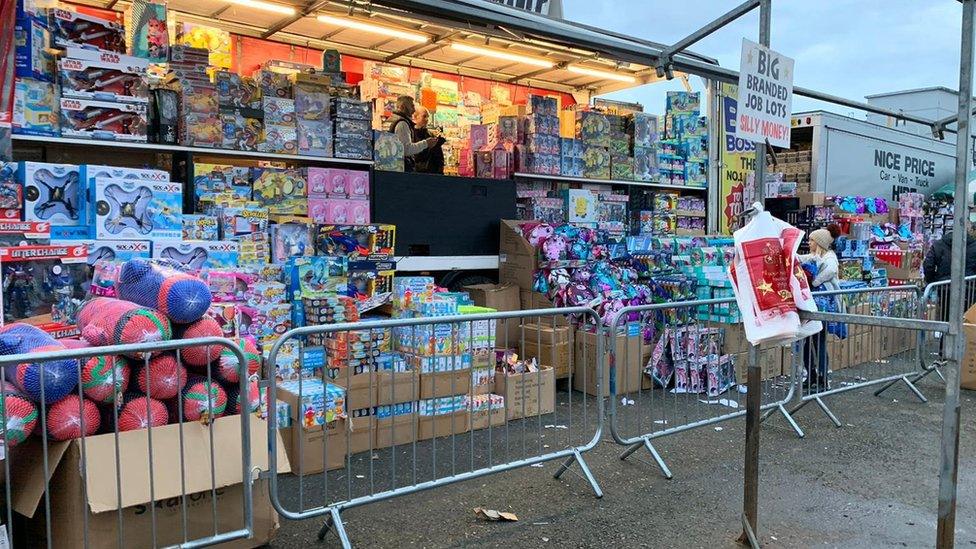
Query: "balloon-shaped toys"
117 259 212 324
0 323 79 403
76 297 172 358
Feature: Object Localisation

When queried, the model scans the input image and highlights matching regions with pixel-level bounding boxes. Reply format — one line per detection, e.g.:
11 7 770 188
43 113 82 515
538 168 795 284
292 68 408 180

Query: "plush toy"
224 378 261 414
0 323 79 403
117 258 213 324
568 240 590 261
216 337 262 383
0 389 38 447
532 270 550 295
541 235 568 261
181 376 228 421
554 224 579 241
176 315 224 367
81 355 130 403
47 395 100 441
135 353 187 400
76 297 172 358
522 222 553 247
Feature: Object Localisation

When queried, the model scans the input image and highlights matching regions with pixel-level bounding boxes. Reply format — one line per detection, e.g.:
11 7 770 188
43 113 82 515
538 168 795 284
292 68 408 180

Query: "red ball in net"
181 377 227 422
118 394 169 432
80 355 130 403
1 389 38 447
136 354 187 400
47 395 100 441
224 378 262 415
178 315 224 368
216 338 262 383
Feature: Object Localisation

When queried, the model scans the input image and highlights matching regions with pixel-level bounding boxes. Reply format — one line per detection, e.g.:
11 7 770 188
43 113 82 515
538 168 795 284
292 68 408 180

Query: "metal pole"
656 0 761 77
740 2 770 547
937 1 974 546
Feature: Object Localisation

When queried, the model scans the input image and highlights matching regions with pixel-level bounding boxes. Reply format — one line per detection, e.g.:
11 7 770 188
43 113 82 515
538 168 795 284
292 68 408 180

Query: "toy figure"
44 265 81 323
3 264 35 321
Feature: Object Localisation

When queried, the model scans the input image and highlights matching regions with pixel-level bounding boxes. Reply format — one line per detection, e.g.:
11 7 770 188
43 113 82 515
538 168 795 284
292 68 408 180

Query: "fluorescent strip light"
567 65 637 83
450 42 554 69
228 0 296 15
316 14 428 43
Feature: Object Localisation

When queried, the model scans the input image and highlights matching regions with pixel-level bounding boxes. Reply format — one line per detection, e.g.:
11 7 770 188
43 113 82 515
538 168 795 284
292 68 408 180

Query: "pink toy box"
308 198 371 225
307 168 369 199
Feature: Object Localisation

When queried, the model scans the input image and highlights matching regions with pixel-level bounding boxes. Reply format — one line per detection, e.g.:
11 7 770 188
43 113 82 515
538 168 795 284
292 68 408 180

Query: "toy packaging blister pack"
251 167 307 215
19 162 84 226
93 177 183 239
58 48 150 104
50 8 125 53
0 244 89 324
60 97 148 141
13 78 59 137
14 16 56 82
152 239 240 270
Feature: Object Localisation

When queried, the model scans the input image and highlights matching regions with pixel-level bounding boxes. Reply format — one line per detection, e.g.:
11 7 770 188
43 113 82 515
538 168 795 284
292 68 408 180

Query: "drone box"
19 162 83 226
152 239 240 270
79 164 169 224
0 221 52 246
93 177 183 240
50 239 151 266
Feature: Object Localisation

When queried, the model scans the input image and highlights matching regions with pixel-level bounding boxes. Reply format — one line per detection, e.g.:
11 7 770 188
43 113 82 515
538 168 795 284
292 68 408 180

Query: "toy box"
297 120 333 157
581 146 610 180
307 168 368 199
292 79 330 121
60 97 148 142
251 168 307 215
315 225 396 260
0 220 52 246
254 69 291 99
215 71 262 109
308 198 371 225
175 23 231 68
220 109 264 151
125 0 168 61
59 50 150 103
181 112 222 148
19 162 82 226
334 137 372 160
182 214 220 240
666 91 701 115
79 164 169 223
334 118 371 140
177 80 218 115
577 111 610 147
331 97 371 121
13 78 59 137
219 205 269 239
149 88 179 145
563 189 598 225
93 177 183 240
347 261 395 301
50 238 151 266
289 256 349 297
50 8 125 53
152 239 240 270
0 244 89 323
631 113 659 148
263 97 296 126
15 16 55 82
373 131 404 172
192 163 250 207
271 222 313 263
259 125 298 155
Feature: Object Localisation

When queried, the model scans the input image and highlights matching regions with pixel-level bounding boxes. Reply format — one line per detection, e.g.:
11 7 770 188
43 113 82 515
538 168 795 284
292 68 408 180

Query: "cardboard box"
420 369 471 399
732 348 784 381
281 419 348 474
11 416 288 549
418 411 470 440
376 369 419 405
518 290 569 326
375 413 417 448
827 336 851 370
574 329 649 397
348 415 375 455
521 339 572 379
963 310 976 390
494 366 556 420
463 283 521 344
331 369 377 410
797 191 825 208
499 219 537 290
471 404 506 431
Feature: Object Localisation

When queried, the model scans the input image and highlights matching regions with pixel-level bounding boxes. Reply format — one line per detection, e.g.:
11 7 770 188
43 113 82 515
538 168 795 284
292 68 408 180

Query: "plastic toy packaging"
0 244 89 324
206 270 258 302
220 110 264 151
59 48 150 104
291 256 349 297
219 205 269 239
14 16 56 82
60 97 148 142
152 240 240 270
251 167 306 214
18 162 83 226
182 214 219 240
215 71 263 109
175 23 231 69
271 222 313 263
149 88 179 144
13 78 59 137
93 177 183 239
50 8 125 53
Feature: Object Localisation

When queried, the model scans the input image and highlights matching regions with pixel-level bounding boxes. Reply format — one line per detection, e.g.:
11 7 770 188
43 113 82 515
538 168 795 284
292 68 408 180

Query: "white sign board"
736 38 794 148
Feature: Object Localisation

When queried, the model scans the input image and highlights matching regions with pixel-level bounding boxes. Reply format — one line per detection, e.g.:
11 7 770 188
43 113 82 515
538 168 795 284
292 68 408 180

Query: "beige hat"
809 228 834 251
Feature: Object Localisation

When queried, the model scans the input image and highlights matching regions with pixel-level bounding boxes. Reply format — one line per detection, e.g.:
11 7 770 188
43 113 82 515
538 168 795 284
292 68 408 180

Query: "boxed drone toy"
152 239 240 270
60 97 148 142
93 177 183 240
49 238 151 266
79 164 169 223
19 162 84 226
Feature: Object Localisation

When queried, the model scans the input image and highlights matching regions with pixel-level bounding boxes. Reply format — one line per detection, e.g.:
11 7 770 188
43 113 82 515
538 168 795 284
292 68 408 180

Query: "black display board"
372 172 516 257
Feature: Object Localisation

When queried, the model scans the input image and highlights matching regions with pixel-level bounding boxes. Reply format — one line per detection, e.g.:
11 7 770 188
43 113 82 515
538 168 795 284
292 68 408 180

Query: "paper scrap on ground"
474 508 518 522
699 398 739 408
544 424 568 430
621 398 635 406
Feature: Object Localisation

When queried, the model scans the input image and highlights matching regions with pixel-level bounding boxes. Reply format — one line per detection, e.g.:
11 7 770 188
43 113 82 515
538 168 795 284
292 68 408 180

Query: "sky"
559 0 965 118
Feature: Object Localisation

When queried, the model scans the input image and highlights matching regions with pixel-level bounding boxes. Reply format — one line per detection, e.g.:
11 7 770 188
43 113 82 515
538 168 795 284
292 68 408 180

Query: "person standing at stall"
797 224 843 392
412 106 445 175
388 96 438 172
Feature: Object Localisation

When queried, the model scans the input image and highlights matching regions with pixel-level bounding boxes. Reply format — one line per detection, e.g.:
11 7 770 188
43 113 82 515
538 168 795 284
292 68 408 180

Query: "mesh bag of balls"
0 258 263 446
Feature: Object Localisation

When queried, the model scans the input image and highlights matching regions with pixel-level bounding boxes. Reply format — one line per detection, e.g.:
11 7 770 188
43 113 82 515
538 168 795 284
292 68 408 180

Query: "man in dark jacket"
388 96 437 172
923 230 976 285
412 106 445 174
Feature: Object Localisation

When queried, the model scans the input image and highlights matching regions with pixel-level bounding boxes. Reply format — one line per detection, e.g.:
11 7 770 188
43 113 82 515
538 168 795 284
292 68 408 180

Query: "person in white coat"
797 224 842 391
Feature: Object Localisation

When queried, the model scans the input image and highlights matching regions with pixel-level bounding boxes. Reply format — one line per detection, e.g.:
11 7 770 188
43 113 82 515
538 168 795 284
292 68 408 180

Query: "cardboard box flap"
10 438 72 518
964 303 976 325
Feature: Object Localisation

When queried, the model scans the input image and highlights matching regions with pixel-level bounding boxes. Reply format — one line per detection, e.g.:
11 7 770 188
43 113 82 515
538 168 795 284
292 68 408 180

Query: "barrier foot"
776 404 805 439
620 438 674 479
554 449 603 498
788 398 812 416
814 397 842 428
873 376 901 397
901 376 928 403
317 508 351 548
739 513 761 548
911 363 944 386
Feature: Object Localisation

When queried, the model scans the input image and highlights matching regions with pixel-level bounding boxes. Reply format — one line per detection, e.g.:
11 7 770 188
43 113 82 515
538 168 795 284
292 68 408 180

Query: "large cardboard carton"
419 369 471 399
348 415 375 455
499 219 537 290
463 283 521 343
573 329 648 397
471 402 506 430
494 366 556 420
521 339 572 379
11 416 288 549
331 369 377 410
797 191 825 208
418 411 471 440
376 369 419 405
375 413 418 448
961 304 976 390
518 289 569 327
281 419 348 474
732 348 784 381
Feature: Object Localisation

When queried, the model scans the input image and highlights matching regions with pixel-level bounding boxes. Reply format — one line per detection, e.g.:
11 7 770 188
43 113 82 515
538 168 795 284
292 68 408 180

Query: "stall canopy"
67 0 717 101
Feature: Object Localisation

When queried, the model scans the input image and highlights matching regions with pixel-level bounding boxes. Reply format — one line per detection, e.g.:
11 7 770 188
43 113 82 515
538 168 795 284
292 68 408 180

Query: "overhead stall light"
316 14 429 43
566 65 637 83
227 0 296 15
449 42 554 69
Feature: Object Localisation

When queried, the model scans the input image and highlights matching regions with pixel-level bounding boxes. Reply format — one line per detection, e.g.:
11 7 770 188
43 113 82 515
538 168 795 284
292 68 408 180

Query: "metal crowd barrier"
767 285 951 435
264 307 604 549
606 297 800 479
0 336 256 549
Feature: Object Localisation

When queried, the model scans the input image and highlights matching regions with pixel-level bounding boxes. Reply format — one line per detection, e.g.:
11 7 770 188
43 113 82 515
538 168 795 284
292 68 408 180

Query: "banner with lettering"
718 83 755 234
736 39 794 148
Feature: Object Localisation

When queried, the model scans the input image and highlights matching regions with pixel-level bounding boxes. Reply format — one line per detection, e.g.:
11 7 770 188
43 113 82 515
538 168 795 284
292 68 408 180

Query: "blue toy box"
93 177 182 239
